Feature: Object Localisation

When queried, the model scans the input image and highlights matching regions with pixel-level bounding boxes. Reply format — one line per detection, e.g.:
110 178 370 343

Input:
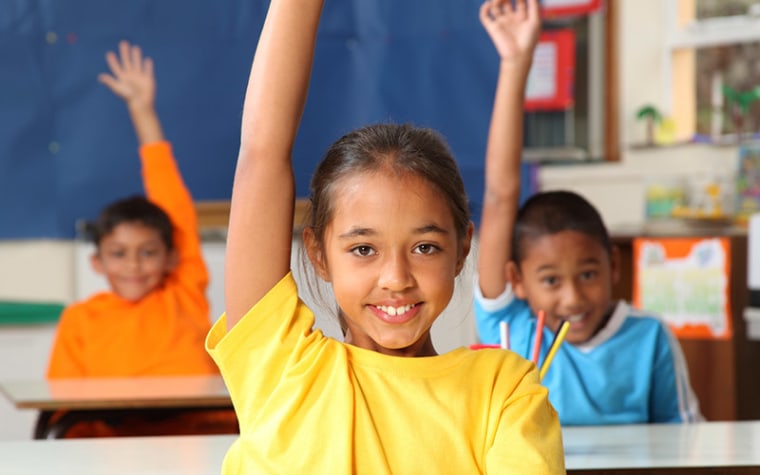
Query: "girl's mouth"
370 303 420 324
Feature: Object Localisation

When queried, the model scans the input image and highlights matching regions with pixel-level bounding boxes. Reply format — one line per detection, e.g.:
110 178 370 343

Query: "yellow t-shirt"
207 273 565 474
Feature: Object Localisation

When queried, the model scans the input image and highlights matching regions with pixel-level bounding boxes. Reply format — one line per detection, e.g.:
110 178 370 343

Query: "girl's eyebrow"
416 224 449 235
337 227 375 239
337 224 450 240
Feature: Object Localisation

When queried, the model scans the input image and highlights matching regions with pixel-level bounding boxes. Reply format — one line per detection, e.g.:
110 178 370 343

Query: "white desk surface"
0 375 231 410
563 420 760 473
1 421 759 474
0 434 236 475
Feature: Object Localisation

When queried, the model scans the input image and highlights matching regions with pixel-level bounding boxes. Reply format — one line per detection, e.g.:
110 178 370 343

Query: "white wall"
0 241 75 302
0 325 57 440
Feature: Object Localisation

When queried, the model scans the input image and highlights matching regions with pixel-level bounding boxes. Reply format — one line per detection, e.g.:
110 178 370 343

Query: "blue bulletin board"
0 0 537 239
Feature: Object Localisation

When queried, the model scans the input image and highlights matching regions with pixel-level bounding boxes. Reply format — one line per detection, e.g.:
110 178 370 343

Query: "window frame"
523 1 620 163
663 0 760 140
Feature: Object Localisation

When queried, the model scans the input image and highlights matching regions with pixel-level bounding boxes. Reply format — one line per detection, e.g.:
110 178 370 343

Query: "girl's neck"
344 332 438 357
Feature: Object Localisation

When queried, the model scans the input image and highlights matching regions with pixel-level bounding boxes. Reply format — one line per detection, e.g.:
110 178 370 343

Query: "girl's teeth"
378 304 414 316
567 314 585 323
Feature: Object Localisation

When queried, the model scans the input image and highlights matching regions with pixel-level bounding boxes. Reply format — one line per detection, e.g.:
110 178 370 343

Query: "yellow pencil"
539 320 569 381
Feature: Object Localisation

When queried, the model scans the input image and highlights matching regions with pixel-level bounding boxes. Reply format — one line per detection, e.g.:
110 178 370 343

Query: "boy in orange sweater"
47 41 235 436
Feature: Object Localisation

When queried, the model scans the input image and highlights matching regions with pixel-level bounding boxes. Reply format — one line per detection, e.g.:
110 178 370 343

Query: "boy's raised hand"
480 0 541 63
98 40 156 112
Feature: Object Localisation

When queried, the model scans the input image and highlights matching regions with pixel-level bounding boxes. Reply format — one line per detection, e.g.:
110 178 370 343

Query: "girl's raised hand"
98 40 156 112
479 0 541 63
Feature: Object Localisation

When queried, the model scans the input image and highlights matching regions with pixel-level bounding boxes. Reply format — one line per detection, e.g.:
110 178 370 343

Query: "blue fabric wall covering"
0 0 537 238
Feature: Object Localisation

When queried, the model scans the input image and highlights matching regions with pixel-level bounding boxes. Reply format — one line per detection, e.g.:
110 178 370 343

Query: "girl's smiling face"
305 170 472 357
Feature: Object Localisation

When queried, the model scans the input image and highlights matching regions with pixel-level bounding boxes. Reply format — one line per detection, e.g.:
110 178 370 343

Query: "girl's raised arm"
225 0 325 329
477 0 540 298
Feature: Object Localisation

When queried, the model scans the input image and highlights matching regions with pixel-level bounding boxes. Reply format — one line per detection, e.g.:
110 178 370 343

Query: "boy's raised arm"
98 41 164 146
477 0 540 298
225 0 325 328
99 42 206 294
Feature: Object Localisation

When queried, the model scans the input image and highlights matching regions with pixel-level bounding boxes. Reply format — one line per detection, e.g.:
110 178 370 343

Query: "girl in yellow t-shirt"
207 0 565 473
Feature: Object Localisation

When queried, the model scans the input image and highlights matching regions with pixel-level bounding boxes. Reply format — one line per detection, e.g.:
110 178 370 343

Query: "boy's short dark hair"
87 195 174 250
511 190 610 264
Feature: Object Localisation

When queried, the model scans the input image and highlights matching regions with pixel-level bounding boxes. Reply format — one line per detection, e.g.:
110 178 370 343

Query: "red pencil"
531 310 546 365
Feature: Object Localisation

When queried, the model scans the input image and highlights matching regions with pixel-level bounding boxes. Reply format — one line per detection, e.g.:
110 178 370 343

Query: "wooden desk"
564 421 760 474
0 375 233 439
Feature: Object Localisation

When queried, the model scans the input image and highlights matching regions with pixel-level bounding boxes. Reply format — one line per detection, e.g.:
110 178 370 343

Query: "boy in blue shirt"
474 84 703 424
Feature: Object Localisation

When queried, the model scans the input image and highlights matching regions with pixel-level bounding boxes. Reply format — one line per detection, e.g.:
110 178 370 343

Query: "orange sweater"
47 142 218 378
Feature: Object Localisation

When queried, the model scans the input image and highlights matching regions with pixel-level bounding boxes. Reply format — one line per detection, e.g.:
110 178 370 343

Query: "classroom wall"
0 0 745 437
538 0 741 228
0 0 508 240
1 0 742 300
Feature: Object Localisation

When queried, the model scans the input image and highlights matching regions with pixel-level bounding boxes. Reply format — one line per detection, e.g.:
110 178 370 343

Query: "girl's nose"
378 252 414 291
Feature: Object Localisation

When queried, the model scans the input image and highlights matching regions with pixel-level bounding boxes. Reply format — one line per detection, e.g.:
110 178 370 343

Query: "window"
523 1 619 162
665 0 760 142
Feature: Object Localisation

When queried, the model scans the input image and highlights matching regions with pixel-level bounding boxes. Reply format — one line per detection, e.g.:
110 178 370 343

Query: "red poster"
524 29 575 111
541 0 603 18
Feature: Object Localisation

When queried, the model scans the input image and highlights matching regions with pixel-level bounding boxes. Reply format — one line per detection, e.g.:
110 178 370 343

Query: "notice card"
633 237 732 339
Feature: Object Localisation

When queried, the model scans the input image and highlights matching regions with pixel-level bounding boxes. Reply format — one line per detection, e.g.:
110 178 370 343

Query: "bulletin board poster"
735 143 760 224
524 29 575 111
633 237 732 340
541 0 603 18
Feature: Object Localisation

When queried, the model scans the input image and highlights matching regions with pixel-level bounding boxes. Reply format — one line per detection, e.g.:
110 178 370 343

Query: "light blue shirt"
474 279 703 426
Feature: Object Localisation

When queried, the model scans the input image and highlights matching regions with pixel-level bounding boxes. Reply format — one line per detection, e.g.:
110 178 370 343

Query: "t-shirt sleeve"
46 307 87 379
486 365 566 473
139 141 209 318
206 273 325 423
473 274 518 345
651 323 704 422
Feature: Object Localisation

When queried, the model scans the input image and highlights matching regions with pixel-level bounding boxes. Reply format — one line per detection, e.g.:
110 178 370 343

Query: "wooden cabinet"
612 229 760 421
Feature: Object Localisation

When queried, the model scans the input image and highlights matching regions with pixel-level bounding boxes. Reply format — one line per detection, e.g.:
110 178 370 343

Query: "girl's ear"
507 261 527 299
90 252 104 275
455 222 475 276
303 226 330 282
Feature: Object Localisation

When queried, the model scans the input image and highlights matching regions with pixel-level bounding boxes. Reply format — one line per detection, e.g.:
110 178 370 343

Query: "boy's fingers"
104 51 123 77
130 44 143 72
527 0 542 22
514 0 527 17
118 40 132 67
97 73 118 92
143 57 154 77
479 1 491 24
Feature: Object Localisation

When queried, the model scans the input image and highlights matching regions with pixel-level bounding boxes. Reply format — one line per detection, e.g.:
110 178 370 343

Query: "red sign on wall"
541 0 603 18
524 29 575 111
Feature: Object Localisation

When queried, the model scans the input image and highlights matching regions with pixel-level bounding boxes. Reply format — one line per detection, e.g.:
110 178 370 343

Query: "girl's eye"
580 270 597 281
414 243 439 255
351 246 375 257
